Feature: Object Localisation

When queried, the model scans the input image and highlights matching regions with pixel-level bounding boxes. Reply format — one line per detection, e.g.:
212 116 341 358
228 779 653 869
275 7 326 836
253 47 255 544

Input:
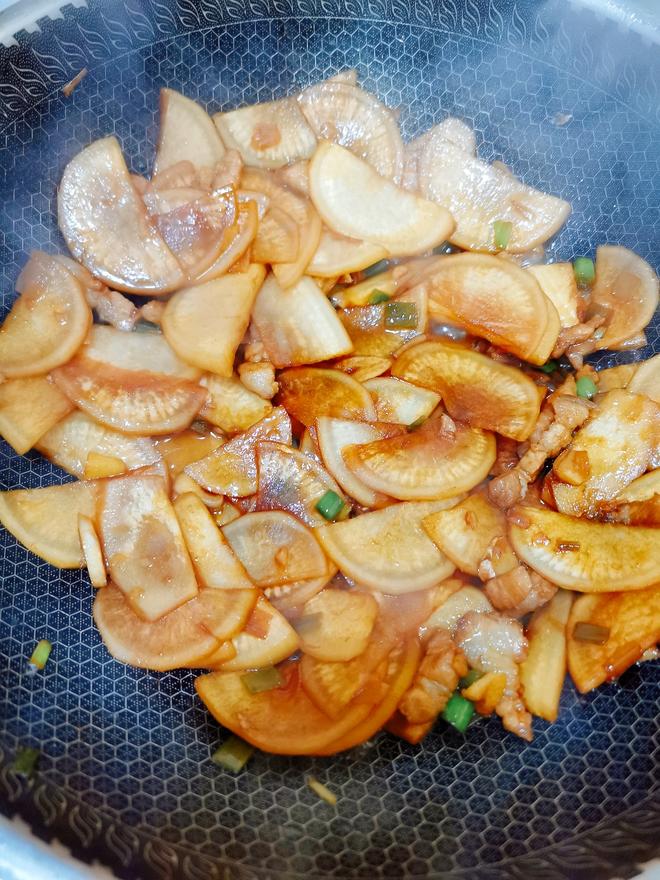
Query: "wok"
0 1 658 878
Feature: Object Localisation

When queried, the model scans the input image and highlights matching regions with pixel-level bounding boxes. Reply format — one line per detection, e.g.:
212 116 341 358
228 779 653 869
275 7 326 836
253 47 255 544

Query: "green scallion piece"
442 692 475 733
362 259 390 278
368 290 391 305
573 257 595 286
576 376 598 399
241 666 282 694
12 746 40 777
458 669 482 689
29 639 52 670
493 220 512 250
539 360 558 374
212 736 254 773
315 490 345 521
384 302 418 330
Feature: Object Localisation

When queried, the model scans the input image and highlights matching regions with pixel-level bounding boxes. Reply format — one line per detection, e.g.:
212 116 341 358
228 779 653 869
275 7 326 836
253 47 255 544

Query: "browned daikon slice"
0 375 73 455
295 589 378 661
276 367 376 426
221 596 300 671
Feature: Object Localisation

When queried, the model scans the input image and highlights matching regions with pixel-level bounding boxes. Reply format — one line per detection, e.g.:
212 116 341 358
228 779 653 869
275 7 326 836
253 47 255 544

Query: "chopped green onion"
458 669 482 689
576 376 598 399
29 639 52 670
362 259 390 278
573 622 610 645
12 746 40 777
307 776 337 806
384 302 418 330
367 290 391 305
493 220 512 250
407 416 426 432
241 666 282 694
315 490 345 521
573 257 595 286
442 692 475 733
539 360 558 374
212 736 254 773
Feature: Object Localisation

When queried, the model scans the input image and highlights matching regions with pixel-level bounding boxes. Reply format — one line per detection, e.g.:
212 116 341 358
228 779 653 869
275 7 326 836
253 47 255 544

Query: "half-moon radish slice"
264 565 337 614
0 375 73 455
52 357 207 436
162 266 265 376
221 596 300 671
422 584 493 633
251 275 353 368
343 416 496 501
251 206 299 264
81 324 200 379
316 499 459 593
154 88 226 178
298 82 404 182
391 339 543 440
362 377 441 427
400 252 559 364
255 441 350 527
214 98 317 168
37 411 161 479
173 492 254 590
154 430 224 480
527 263 579 329
628 353 660 404
334 356 392 384
295 588 379 662
99 474 198 621
194 201 259 283
316 417 404 508
417 134 570 253
223 511 328 587
185 407 291 497
588 246 659 349
0 252 91 378
200 373 272 433
58 137 185 294
508 505 660 592
0 479 98 568
276 367 377 427
78 514 107 587
307 228 388 277
309 142 455 257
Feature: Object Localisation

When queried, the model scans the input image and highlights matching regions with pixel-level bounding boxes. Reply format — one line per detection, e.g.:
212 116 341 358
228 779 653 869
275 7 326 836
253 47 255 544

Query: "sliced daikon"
154 88 225 176
78 514 107 587
334 355 391 383
528 263 579 329
296 589 378 661
0 376 73 455
252 206 299 264
363 377 441 426
200 373 272 433
276 367 376 426
307 228 388 277
423 585 493 633
221 596 300 671
82 324 200 379
627 353 660 404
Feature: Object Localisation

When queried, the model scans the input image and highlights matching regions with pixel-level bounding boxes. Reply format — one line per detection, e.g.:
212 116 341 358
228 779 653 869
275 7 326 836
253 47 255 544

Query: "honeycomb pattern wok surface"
0 1 658 878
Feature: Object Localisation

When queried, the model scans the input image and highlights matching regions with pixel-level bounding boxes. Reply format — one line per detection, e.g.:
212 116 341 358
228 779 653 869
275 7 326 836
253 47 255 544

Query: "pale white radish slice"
221 596 300 671
316 500 460 593
186 407 291 496
154 88 225 176
344 417 496 501
298 82 404 181
52 357 207 435
310 142 455 257
264 565 336 613
155 430 224 480
423 585 493 633
334 356 391 383
276 367 376 426
173 492 254 589
307 228 388 277
272 209 323 289
255 441 349 527
0 252 91 378
172 473 224 509
551 390 659 512
628 354 660 404
567 587 660 694
58 137 185 294
403 252 559 364
78 514 107 587
339 285 428 359
417 134 570 252
508 505 660 592
223 511 328 586
162 266 265 376
392 339 543 440
252 206 299 263
363 377 441 427
86 325 199 379
143 186 209 215
99 474 198 620
0 480 98 568
422 493 517 577
252 275 353 368
194 201 259 283
295 589 378 661
316 417 403 508
329 269 398 308
38 411 161 479
520 589 573 722
214 98 316 168
588 246 659 349
528 263 579 329
200 373 272 433
0 376 73 455
614 469 660 504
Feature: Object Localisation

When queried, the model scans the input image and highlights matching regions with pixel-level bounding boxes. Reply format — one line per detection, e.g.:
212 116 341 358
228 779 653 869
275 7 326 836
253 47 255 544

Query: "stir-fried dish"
0 72 658 760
